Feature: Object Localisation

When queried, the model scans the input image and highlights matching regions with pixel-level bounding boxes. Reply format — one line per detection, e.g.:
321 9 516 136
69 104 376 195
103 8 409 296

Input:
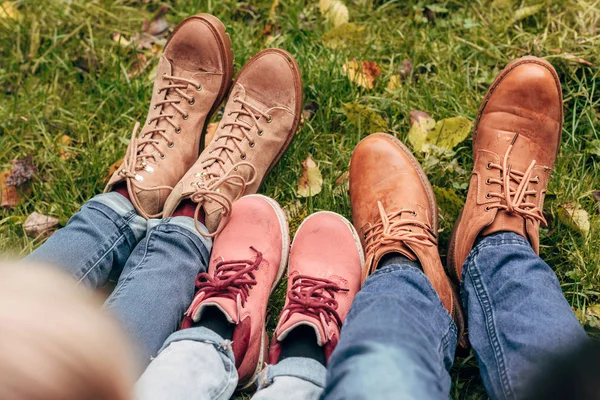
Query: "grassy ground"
1 0 599 397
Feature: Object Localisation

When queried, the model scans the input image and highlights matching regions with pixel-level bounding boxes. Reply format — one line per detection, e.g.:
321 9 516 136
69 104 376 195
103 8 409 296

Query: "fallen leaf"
343 103 389 133
0 1 18 20
112 32 133 47
58 135 74 160
319 0 349 27
322 23 365 49
6 155 36 186
128 53 148 79
23 212 59 239
263 22 282 38
297 155 323 197
105 158 123 183
424 116 472 152
0 171 19 208
204 122 219 149
145 5 170 37
399 59 413 81
268 0 279 22
558 202 590 237
387 75 402 90
510 3 543 24
407 110 436 151
592 191 600 214
343 60 381 89
335 171 349 186
563 53 593 67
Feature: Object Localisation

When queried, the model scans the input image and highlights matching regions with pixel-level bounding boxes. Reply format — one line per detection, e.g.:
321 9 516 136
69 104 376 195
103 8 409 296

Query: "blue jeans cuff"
155 216 213 252
159 327 235 363
88 192 147 242
258 357 327 390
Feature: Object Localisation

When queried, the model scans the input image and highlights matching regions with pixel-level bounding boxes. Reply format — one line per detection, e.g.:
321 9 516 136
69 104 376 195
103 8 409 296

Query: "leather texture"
349 133 466 347
448 56 562 283
184 195 289 389
163 49 303 235
269 212 364 364
106 14 234 218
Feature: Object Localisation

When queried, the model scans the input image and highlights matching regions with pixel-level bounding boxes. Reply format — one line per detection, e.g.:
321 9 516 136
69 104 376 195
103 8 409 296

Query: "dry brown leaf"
297 155 323 197
145 5 170 37
593 191 600 214
204 122 220 149
105 158 123 183
0 171 19 208
564 53 593 67
23 211 59 239
6 155 36 186
343 60 381 89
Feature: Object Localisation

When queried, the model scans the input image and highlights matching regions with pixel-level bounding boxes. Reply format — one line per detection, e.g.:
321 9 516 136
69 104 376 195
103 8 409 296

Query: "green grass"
1 0 599 398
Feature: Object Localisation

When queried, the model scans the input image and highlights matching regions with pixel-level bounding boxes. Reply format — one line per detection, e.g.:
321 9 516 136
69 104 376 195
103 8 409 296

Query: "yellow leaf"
112 32 133 47
558 202 590 237
297 155 323 197
322 23 365 49
58 135 73 160
0 1 18 20
424 116 472 152
343 60 381 90
407 110 436 151
319 0 349 27
387 75 402 90
268 0 279 22
343 103 389 133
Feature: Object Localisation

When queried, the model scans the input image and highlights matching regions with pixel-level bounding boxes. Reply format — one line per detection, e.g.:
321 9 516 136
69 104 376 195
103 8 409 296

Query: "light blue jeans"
26 192 213 368
136 327 326 400
323 232 588 399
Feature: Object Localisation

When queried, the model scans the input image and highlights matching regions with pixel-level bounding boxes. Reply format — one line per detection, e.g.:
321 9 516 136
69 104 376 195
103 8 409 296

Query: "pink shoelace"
281 275 348 328
484 133 546 225
193 246 263 307
119 74 202 219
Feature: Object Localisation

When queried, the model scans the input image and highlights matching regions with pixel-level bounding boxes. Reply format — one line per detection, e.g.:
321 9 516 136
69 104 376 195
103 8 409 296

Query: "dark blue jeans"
323 233 588 399
26 192 212 368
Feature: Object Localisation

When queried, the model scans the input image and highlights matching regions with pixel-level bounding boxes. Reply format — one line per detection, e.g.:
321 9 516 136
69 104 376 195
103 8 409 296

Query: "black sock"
192 306 235 340
278 325 326 366
377 252 422 271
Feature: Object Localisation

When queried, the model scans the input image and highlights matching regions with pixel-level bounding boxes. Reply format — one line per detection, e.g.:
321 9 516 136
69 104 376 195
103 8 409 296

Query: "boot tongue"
275 313 328 346
190 297 240 324
481 210 528 239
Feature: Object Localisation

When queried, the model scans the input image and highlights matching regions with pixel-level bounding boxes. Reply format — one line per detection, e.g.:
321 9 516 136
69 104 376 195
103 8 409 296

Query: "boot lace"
190 97 269 236
364 201 437 258
193 246 262 307
485 133 546 225
281 275 348 329
119 74 201 219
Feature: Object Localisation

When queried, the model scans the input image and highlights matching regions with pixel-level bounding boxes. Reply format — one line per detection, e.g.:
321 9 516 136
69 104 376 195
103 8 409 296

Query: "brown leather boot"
163 49 302 235
350 133 466 347
448 57 562 282
105 14 234 219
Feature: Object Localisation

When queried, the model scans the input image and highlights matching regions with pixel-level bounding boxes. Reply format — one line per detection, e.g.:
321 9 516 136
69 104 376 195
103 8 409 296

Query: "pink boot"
269 212 365 363
182 194 289 389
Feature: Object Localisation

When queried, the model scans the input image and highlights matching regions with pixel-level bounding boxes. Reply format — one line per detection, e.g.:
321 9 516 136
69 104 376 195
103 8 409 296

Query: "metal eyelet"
486 162 492 170
485 206 490 212
147 120 152 126
485 178 491 185
266 116 273 123
189 97 195 105
190 182 196 187
176 127 182 134
153 105 158 110
168 142 174 148
196 84 202 91
241 154 247 160
160 154 166 159
249 141 255 148
157 89 162 94
234 166 238 171
258 130 264 136
532 193 537 198
182 114 189 120
162 73 167 80
486 193 491 199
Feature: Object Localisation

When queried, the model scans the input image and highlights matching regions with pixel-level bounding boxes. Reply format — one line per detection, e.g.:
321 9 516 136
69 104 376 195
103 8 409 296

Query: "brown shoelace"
484 133 546 225
364 201 437 261
189 247 262 312
119 74 201 219
189 97 270 236
280 275 348 329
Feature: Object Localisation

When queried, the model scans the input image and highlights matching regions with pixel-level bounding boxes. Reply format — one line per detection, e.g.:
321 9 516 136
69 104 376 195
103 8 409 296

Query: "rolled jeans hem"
258 357 327 390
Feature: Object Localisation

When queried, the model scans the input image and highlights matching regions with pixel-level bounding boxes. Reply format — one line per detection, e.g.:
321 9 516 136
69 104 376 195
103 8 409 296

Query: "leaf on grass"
105 158 123 183
510 4 543 24
128 53 149 79
343 60 381 90
408 110 436 151
144 5 170 37
204 122 219 149
297 155 323 197
592 191 600 214
0 171 19 208
424 116 472 152
58 135 75 160
319 0 349 27
112 32 133 47
335 171 349 186
6 155 36 186
0 1 18 20
322 23 364 49
343 103 389 133
399 59 413 81
268 0 279 22
387 75 402 90
558 202 590 237
433 186 464 219
23 212 59 239
563 53 593 67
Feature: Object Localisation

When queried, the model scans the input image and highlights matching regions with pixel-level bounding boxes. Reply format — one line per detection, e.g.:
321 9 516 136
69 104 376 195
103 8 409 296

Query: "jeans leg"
253 358 326 400
136 327 237 400
323 264 457 400
104 216 212 367
462 232 589 399
26 192 147 288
